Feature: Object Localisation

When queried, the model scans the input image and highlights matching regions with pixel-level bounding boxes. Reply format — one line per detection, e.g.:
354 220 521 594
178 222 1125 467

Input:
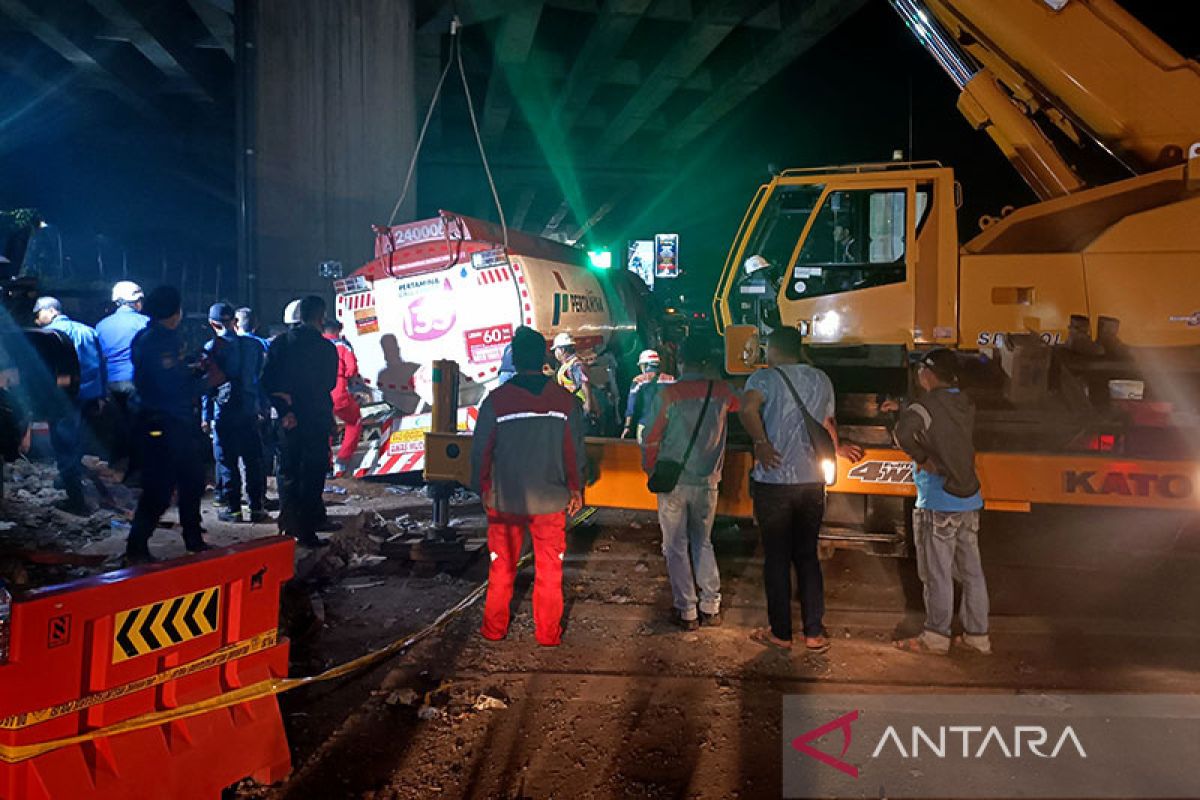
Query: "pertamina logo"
551 292 606 325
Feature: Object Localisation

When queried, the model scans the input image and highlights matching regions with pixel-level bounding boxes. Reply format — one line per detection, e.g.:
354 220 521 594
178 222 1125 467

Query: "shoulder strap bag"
647 381 713 494
773 367 836 463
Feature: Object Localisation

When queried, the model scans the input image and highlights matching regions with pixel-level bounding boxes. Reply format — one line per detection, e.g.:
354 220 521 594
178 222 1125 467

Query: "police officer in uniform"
125 286 209 563
203 303 268 523
262 295 338 548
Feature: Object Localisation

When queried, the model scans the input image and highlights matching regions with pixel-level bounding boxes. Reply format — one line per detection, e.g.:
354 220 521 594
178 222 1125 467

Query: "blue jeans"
913 509 989 642
656 483 721 619
212 413 265 511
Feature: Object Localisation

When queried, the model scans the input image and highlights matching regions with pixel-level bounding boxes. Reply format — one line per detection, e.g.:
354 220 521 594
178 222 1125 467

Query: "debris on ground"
385 688 419 706
471 689 509 711
343 580 387 592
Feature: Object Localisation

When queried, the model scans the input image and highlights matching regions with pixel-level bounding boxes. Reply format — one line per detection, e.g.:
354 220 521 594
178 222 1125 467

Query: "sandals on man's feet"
750 627 792 651
804 636 831 654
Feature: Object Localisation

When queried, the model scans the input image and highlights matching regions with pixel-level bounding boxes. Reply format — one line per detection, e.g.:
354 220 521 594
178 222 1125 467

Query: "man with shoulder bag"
739 328 863 653
642 336 740 631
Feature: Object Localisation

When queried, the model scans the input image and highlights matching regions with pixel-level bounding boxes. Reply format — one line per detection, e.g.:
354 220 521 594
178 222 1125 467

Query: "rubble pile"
0 458 137 587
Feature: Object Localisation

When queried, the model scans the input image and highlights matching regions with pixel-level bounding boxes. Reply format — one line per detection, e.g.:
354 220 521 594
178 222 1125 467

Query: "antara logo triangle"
791 710 860 778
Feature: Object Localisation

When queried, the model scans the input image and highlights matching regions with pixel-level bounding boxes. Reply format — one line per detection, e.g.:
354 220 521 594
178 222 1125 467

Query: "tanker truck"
332 210 650 478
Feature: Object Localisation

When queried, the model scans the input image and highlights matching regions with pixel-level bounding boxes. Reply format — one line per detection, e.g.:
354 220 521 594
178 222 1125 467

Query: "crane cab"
715 161 960 359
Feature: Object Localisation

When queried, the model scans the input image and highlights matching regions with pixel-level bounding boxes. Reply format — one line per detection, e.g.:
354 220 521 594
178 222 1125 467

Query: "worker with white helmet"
622 348 675 442
96 281 149 482
551 332 595 422
282 299 302 327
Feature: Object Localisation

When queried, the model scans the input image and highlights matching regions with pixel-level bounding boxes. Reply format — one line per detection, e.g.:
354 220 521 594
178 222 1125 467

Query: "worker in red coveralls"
323 319 363 477
471 326 587 646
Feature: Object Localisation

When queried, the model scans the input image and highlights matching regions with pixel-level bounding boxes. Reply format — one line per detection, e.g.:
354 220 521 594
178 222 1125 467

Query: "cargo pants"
913 508 990 649
481 510 567 646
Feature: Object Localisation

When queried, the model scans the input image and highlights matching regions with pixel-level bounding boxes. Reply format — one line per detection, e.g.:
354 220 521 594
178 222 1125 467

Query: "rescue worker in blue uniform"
235 306 277 493
262 295 339 548
202 303 268 523
33 296 107 514
97 281 149 481
125 286 209 563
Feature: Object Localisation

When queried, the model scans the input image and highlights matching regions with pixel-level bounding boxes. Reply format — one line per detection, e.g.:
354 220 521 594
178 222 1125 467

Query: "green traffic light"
587 249 613 269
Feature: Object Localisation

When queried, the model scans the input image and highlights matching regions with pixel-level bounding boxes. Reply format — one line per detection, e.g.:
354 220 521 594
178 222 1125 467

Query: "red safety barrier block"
0 538 295 800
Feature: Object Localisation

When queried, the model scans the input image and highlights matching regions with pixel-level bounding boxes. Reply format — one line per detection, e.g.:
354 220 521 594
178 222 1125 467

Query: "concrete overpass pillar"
248 0 416 323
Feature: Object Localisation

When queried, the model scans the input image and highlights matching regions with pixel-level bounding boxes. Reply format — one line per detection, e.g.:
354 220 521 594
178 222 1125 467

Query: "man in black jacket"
262 295 338 548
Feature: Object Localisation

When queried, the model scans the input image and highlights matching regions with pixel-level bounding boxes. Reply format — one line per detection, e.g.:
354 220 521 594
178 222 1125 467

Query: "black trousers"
751 481 827 640
127 416 205 554
49 404 84 503
107 382 140 477
276 420 330 539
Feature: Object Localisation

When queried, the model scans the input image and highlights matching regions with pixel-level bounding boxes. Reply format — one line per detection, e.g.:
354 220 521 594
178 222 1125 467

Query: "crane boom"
891 0 1085 199
925 0 1200 174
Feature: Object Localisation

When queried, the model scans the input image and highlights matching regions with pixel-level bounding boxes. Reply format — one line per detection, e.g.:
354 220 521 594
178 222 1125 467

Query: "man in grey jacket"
883 348 990 655
471 326 586 646
642 336 740 630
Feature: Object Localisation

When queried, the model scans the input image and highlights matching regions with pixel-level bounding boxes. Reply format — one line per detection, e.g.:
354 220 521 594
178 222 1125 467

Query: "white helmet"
112 280 144 305
744 255 772 276
638 349 661 367
552 332 575 349
283 299 302 325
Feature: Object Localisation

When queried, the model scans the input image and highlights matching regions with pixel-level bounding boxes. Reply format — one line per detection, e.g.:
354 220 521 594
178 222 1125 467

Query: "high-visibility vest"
556 357 588 404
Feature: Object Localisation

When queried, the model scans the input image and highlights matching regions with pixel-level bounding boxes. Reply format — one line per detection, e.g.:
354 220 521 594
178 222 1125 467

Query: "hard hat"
112 280 144 304
744 255 771 275
637 349 661 367
552 332 575 349
283 299 302 325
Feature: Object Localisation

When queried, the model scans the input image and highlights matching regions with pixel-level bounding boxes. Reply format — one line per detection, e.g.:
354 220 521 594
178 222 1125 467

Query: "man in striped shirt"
471 326 587 646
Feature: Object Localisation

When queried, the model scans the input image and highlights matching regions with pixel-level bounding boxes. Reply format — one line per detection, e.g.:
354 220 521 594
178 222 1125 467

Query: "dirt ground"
235 501 1200 800
6 458 1199 799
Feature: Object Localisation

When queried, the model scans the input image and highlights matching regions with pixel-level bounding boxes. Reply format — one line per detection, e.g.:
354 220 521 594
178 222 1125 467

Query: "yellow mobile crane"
428 0 1200 553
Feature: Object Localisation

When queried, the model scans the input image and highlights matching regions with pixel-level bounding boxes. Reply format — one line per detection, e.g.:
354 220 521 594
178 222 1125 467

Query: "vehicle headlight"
822 458 837 487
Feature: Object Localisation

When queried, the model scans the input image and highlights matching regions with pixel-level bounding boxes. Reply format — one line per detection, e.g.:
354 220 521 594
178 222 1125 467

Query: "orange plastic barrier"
0 538 294 800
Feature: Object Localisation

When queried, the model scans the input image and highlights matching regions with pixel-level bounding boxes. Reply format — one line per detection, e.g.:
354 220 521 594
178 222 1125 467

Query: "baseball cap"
32 296 61 315
918 347 959 384
208 302 236 322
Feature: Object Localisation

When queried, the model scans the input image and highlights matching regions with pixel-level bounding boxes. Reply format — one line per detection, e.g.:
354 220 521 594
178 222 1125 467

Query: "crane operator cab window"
786 188 911 301
732 184 823 332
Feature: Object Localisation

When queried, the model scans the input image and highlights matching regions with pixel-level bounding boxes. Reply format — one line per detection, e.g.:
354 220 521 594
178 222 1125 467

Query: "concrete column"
252 0 416 323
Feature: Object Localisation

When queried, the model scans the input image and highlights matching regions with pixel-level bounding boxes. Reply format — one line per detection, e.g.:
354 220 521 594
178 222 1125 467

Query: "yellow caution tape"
0 508 598 763
0 629 278 731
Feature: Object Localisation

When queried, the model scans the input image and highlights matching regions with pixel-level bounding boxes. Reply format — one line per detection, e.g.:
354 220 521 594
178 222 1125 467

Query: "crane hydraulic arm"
923 0 1200 175
890 0 1085 200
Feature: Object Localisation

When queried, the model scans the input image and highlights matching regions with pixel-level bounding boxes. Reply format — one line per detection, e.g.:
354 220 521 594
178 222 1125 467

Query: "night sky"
2 0 1197 311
